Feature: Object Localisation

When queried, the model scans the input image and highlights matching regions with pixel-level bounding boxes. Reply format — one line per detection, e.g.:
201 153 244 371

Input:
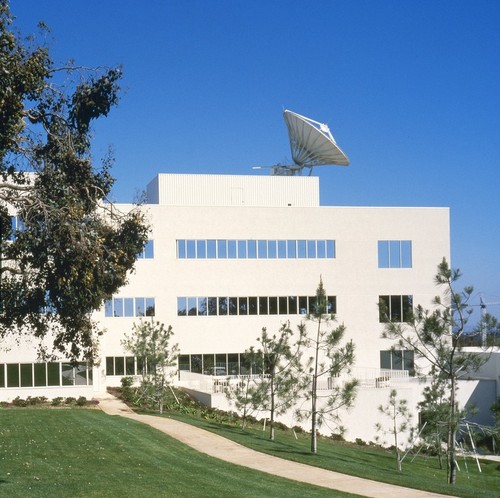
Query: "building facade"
1 173 461 441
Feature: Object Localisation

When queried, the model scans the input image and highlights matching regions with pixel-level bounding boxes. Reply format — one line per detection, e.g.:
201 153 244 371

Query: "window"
105 297 156 317
137 240 154 259
379 295 413 322
177 294 337 317
175 239 337 259
380 350 415 375
378 240 412 268
0 362 91 387
106 356 136 376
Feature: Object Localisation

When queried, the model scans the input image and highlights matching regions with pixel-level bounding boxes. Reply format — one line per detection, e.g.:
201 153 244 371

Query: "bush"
12 397 28 407
51 397 63 406
64 397 77 406
76 396 87 406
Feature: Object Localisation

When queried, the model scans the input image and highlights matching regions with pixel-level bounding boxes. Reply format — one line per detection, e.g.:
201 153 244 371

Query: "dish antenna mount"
253 110 349 176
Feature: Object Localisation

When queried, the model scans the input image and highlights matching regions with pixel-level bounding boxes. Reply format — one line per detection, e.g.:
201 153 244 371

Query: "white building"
3 172 494 442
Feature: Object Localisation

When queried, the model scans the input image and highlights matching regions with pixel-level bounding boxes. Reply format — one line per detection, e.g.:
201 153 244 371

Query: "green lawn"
0 408 355 498
164 411 500 498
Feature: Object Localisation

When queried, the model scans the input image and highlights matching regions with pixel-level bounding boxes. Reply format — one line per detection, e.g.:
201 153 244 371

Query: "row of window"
104 298 155 318
378 240 412 268
177 295 337 317
177 239 336 260
0 362 92 388
105 356 156 376
179 351 415 376
103 295 412 322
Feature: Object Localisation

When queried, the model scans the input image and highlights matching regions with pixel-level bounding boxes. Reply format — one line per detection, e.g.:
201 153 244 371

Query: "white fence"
178 368 417 395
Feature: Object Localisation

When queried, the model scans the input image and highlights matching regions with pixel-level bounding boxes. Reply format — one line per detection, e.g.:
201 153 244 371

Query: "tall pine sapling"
375 389 413 472
382 258 489 485
298 278 358 453
122 319 179 413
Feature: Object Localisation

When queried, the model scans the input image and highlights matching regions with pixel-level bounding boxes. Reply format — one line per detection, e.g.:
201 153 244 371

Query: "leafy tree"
375 389 413 472
382 258 489 485
246 322 307 441
0 0 148 361
297 278 358 454
122 319 179 414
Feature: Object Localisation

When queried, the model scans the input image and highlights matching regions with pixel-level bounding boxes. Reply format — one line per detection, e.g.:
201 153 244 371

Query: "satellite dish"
254 110 349 176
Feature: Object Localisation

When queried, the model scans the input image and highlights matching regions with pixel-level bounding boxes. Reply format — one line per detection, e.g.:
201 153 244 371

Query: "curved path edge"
96 394 456 498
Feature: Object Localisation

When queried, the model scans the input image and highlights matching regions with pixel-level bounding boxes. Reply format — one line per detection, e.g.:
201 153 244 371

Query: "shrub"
12 397 28 407
51 397 63 406
76 396 87 406
64 397 77 406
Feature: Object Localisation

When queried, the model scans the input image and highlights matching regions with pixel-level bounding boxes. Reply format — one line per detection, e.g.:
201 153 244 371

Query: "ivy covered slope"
0 0 149 361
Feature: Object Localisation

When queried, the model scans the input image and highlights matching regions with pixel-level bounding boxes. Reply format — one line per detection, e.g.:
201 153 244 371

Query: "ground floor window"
0 362 92 388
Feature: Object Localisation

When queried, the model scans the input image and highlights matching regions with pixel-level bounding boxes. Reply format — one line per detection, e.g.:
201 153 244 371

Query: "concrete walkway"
96 393 456 498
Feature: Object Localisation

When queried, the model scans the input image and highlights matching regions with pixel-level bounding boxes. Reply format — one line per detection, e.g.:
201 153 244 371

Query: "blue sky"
11 1 500 322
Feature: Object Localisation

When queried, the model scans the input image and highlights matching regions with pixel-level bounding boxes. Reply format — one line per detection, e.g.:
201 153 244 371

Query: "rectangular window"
7 364 19 387
217 240 227 258
47 363 60 386
278 296 288 314
207 297 218 316
0 364 5 388
178 355 190 371
257 240 267 258
317 240 326 258
379 295 413 322
177 297 187 316
144 240 154 258
104 300 113 317
269 296 278 315
380 350 415 375
106 357 114 375
287 240 296 258
299 296 308 314
146 298 155 316
378 240 412 268
135 297 145 317
74 364 88 385
288 296 298 314
327 295 337 314
228 240 237 258
218 297 228 315
124 298 134 317
307 240 316 258
278 240 287 258
187 297 197 316
297 240 307 258
248 240 257 258
259 296 268 315
115 357 125 376
228 297 238 315
196 240 207 259
207 239 217 258
126 357 135 375
237 240 247 258
248 297 258 315
197 297 207 316
62 363 74 385
114 298 124 317
268 240 277 259
20 363 33 387
238 297 248 315
177 240 186 258
327 240 336 258
186 240 196 258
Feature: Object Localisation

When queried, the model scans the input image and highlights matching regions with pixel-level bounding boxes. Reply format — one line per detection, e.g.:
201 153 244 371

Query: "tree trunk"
447 376 457 485
311 319 321 454
269 375 275 441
